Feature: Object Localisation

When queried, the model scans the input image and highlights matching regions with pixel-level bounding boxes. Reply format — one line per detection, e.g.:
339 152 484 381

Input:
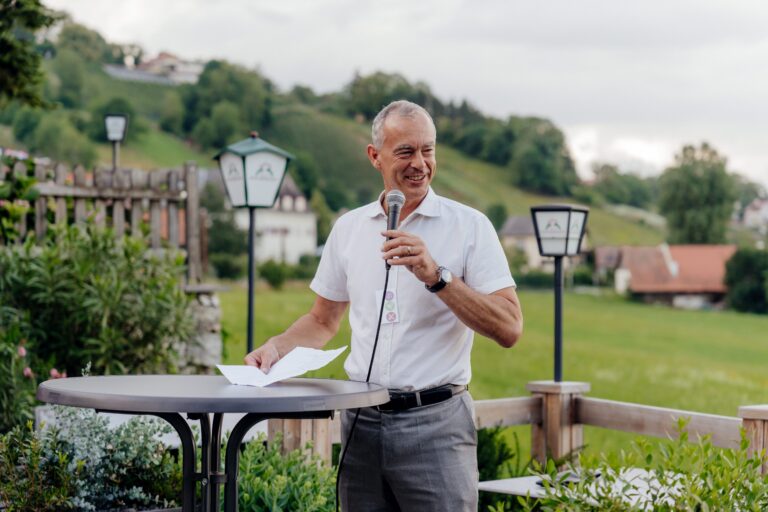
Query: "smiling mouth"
405 174 427 183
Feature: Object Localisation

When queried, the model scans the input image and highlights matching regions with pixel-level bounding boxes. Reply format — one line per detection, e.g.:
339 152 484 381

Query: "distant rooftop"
616 244 737 294
500 215 535 237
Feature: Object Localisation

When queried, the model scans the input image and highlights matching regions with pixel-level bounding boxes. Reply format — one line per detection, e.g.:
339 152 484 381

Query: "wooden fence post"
267 417 333 465
53 164 67 225
113 168 130 238
94 168 112 228
527 380 590 467
739 406 768 473
34 164 47 241
184 161 201 283
73 165 88 223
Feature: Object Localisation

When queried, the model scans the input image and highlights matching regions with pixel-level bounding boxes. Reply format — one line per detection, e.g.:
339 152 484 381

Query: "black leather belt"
376 384 467 412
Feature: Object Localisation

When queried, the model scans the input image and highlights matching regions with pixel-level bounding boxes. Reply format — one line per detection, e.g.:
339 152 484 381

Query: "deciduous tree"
0 0 55 107
725 248 768 314
658 143 735 244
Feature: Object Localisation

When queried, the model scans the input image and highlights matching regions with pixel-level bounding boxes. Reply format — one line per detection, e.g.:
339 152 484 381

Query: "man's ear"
366 144 381 170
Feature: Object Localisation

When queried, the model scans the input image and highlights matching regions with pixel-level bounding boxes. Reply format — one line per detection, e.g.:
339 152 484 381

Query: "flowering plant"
0 316 37 433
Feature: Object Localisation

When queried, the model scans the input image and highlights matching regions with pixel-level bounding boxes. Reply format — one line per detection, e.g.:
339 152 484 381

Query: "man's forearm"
436 280 522 348
268 313 335 356
268 298 349 357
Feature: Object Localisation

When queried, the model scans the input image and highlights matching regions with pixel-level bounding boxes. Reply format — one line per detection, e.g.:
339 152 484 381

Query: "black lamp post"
104 113 128 170
215 132 293 355
530 204 589 382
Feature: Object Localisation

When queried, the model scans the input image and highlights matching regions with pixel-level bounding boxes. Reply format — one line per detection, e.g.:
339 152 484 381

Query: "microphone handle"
387 204 401 233
385 205 401 268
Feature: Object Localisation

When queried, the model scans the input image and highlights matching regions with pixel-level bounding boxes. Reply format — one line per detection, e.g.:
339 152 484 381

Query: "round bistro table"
37 375 388 512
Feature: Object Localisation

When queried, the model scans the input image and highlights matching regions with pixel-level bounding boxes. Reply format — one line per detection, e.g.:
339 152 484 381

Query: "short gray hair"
371 100 436 149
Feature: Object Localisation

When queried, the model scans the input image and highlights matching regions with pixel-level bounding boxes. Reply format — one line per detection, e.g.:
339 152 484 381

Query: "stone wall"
177 286 223 374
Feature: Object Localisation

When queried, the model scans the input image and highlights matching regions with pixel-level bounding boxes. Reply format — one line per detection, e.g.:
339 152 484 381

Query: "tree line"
1 4 766 249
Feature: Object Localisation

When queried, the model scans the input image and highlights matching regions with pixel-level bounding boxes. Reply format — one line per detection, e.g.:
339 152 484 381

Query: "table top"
37 375 389 414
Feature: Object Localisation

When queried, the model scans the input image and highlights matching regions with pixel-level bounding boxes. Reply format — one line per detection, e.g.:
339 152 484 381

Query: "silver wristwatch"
426 266 452 293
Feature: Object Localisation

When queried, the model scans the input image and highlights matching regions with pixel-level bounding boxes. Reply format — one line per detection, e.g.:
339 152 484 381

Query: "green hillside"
6 59 665 247
94 124 211 169
41 60 172 120
265 104 665 246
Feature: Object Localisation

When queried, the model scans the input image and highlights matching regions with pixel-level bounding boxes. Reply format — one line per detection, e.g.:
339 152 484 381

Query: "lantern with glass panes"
530 205 589 382
104 114 128 170
215 132 294 354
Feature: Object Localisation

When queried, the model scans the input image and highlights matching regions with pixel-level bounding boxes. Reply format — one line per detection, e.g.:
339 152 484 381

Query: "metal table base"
112 410 333 512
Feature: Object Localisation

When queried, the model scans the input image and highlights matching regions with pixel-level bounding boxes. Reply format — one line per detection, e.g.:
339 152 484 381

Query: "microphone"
385 190 405 269
386 189 405 234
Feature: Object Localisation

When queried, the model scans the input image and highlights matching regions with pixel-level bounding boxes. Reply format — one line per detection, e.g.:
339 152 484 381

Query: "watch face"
441 267 453 283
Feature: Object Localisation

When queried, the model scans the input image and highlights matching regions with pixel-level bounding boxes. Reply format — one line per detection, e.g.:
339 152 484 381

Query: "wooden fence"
0 161 203 282
272 380 768 474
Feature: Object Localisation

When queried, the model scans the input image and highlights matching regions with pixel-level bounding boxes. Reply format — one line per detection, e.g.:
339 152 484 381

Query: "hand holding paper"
217 346 347 387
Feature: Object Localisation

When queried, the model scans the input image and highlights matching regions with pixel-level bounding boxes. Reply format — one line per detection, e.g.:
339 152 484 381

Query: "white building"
138 52 204 84
234 175 317 264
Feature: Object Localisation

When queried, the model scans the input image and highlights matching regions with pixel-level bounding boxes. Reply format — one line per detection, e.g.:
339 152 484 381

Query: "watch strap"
426 266 448 293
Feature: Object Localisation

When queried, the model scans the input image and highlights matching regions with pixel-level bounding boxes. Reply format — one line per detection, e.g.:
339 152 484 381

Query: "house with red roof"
596 244 737 309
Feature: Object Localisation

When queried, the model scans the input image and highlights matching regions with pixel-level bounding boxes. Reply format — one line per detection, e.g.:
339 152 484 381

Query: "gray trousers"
339 392 478 512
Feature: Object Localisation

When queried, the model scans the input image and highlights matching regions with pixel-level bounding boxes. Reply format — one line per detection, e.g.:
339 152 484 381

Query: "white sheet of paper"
217 346 347 387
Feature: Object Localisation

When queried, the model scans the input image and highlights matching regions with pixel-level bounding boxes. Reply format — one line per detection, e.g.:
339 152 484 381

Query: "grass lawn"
218 282 768 457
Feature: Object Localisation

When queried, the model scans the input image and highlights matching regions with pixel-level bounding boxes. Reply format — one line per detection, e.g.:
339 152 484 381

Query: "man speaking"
245 100 523 511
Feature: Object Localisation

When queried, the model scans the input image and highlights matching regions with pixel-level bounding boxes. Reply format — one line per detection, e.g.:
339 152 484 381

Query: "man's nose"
411 151 425 169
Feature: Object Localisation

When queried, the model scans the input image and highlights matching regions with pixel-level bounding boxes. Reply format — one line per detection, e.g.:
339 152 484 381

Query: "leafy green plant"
522 419 768 511
0 157 39 245
235 433 335 512
288 254 320 280
210 252 247 279
478 428 535 512
0 316 37 433
0 422 78 511
259 259 288 290
48 406 181 511
0 223 194 375
514 270 553 289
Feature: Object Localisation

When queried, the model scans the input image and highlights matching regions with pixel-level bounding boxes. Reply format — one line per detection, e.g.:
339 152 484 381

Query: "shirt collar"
364 187 442 219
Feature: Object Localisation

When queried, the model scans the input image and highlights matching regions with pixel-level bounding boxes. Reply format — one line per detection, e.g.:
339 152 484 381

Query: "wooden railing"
576 396 743 449
269 381 768 472
0 161 203 282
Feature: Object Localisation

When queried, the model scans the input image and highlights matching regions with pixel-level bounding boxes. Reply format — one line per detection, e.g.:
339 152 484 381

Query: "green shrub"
478 428 532 511
31 114 97 168
259 259 288 290
235 433 335 511
0 223 194 375
0 422 78 511
515 270 553 289
522 420 768 511
570 267 594 287
48 406 181 511
210 252 247 279
288 254 320 280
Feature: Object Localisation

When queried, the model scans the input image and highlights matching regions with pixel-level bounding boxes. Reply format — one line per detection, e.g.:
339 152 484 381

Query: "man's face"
367 112 437 207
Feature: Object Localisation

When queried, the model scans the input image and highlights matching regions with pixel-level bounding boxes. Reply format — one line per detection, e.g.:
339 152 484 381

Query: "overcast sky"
47 0 768 187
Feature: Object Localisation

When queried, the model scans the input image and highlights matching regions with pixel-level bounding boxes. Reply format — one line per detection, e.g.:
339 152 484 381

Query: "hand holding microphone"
381 189 439 283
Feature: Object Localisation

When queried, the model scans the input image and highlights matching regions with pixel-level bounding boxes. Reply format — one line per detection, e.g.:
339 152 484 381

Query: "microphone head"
386 189 405 209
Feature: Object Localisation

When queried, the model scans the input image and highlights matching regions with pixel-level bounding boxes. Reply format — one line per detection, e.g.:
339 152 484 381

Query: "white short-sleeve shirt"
310 187 516 391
